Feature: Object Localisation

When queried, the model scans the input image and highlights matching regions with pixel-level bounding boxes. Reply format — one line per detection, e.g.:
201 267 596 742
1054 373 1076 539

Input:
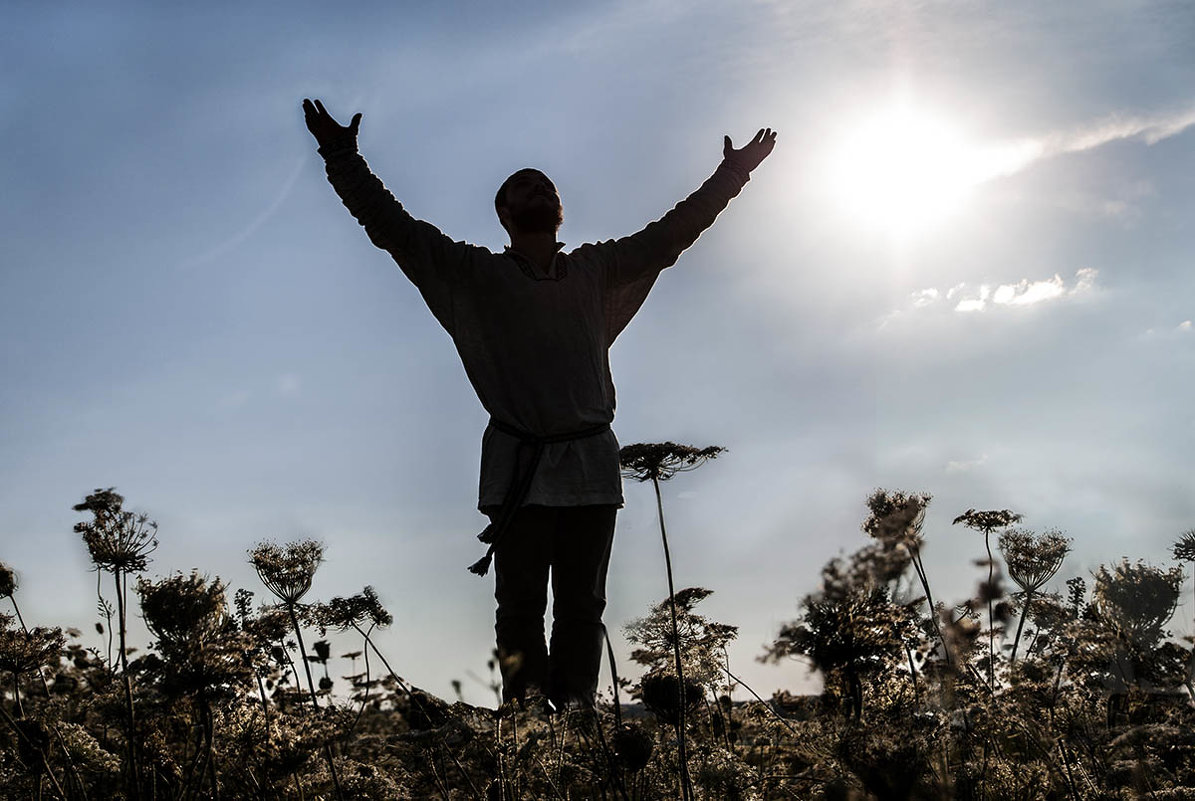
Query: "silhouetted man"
303 98 776 709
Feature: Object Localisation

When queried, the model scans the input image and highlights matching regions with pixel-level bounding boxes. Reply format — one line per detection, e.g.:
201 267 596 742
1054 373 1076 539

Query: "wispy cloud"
946 454 987 474
1142 320 1194 339
970 107 1195 185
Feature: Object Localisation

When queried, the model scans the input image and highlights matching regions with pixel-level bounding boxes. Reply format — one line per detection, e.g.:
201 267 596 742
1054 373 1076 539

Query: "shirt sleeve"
589 161 749 341
320 143 475 336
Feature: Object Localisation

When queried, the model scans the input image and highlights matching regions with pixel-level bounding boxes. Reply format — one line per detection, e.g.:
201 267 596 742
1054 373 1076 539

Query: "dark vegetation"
4 471 1195 799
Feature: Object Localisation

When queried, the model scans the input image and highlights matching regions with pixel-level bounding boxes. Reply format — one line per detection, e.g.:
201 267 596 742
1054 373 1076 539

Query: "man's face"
498 169 563 234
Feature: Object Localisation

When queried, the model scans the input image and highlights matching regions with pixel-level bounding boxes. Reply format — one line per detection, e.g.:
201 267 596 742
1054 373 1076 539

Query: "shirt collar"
503 243 568 280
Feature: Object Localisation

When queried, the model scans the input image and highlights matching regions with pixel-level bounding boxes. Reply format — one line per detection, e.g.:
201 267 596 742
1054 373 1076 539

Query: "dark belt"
467 419 611 576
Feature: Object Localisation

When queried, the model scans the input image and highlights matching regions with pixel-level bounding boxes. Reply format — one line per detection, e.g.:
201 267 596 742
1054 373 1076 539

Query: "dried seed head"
953 508 1023 534
619 442 725 483
0 563 16 598
1000 529 1071 594
1172 530 1195 563
248 540 324 606
73 490 157 574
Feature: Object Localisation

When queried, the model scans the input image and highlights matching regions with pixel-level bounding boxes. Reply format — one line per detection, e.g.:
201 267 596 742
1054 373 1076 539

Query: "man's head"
495 168 563 236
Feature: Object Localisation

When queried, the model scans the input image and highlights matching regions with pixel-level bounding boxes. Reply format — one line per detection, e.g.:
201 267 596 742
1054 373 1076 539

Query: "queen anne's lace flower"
248 540 324 606
619 442 724 482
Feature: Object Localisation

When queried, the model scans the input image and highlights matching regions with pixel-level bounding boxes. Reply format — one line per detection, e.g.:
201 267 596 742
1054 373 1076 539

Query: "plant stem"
984 531 996 688
1010 590 1034 665
115 569 142 801
651 476 693 801
909 546 953 667
285 604 344 801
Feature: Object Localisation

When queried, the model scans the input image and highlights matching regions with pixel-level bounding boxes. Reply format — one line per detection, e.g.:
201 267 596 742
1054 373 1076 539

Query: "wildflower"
0 625 65 675
0 562 16 597
619 441 722 801
1172 529 1195 562
952 508 1022 533
1093 560 1183 646
1000 529 1070 595
137 571 228 647
73 489 158 574
863 489 931 545
137 572 250 697
998 529 1071 664
619 442 725 482
954 508 1021 687
248 540 324 606
314 586 393 633
612 722 654 772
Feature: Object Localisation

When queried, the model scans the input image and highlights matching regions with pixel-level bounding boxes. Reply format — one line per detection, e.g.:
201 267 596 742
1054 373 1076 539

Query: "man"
302 98 776 709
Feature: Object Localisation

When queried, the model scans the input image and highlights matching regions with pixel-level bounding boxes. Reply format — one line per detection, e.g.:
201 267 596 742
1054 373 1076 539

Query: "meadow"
3 446 1195 799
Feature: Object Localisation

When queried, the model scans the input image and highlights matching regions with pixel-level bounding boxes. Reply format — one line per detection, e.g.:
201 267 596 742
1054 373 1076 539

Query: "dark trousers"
492 504 617 707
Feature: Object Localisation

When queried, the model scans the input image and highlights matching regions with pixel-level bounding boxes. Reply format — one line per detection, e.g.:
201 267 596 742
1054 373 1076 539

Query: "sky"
2 0 1194 706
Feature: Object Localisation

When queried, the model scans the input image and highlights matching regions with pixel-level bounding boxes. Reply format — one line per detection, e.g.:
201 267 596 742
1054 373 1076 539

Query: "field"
4 481 1195 800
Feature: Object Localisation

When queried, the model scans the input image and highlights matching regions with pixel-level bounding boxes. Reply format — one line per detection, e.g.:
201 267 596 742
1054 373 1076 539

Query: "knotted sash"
468 419 612 576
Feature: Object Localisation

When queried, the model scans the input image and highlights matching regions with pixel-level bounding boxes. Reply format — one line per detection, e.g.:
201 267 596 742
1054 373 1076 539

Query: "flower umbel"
0 562 16 598
314 586 393 633
73 488 158 574
0 623 64 675
1172 529 1195 563
863 490 931 545
952 508 1023 533
1000 529 1071 595
249 540 324 606
619 442 725 483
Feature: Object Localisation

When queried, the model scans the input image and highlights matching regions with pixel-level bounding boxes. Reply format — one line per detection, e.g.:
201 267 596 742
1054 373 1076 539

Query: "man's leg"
547 505 617 708
493 505 553 704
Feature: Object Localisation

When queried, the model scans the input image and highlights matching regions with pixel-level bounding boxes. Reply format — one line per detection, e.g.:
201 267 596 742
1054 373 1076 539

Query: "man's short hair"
494 168 548 212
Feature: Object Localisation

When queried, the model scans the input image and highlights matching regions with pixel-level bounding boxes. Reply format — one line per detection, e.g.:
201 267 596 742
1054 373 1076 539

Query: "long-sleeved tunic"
320 143 748 509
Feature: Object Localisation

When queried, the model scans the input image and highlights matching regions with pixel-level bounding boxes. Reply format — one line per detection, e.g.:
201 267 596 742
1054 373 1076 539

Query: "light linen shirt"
321 144 748 510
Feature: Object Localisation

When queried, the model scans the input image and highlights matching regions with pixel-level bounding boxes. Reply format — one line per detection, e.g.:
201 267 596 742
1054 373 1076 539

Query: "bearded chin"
511 204 563 234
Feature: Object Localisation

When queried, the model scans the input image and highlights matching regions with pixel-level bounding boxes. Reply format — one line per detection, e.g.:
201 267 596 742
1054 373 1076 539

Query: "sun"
824 102 986 237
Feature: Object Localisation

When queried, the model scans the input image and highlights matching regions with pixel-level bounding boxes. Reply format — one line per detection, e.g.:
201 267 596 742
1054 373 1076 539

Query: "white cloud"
946 454 987 474
919 269 1097 314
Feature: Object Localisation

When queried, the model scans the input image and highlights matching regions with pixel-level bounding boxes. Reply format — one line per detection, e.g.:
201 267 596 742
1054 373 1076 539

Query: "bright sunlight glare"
824 103 1004 238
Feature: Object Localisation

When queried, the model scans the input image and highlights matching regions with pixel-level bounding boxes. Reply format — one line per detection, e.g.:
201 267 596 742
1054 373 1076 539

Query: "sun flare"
825 103 991 237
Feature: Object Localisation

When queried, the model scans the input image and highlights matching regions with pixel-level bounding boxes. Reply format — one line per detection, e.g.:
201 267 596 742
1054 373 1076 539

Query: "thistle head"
952 508 1022 535
619 442 725 483
248 540 324 606
999 529 1071 595
73 489 158 574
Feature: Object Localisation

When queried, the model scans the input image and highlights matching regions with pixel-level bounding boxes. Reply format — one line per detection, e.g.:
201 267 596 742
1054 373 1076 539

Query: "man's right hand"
303 98 361 150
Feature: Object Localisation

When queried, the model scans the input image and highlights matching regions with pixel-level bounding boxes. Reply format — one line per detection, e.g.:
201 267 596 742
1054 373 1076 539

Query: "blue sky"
3 0 1194 704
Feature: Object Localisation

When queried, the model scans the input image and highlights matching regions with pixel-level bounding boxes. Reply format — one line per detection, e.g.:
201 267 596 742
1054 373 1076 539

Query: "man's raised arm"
303 98 467 332
600 127 777 287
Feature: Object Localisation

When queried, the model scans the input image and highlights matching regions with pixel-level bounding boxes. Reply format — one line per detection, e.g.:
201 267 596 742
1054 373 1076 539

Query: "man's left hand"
723 128 778 173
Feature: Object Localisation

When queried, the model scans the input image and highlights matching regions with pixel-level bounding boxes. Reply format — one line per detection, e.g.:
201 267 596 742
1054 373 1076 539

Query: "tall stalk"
984 530 996 688
1010 589 1035 665
284 604 344 801
651 475 693 801
115 569 142 800
908 543 953 667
